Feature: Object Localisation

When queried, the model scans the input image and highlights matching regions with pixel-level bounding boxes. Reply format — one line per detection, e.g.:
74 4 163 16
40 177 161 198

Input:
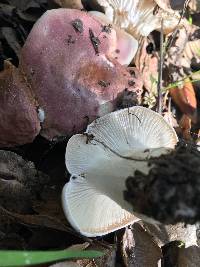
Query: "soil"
124 143 200 224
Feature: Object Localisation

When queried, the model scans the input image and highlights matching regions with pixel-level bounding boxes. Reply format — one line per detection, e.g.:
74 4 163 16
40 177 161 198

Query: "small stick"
165 0 190 52
157 19 164 114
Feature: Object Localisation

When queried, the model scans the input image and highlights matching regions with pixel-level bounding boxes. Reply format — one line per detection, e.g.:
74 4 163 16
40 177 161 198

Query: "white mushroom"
62 106 178 237
88 0 181 39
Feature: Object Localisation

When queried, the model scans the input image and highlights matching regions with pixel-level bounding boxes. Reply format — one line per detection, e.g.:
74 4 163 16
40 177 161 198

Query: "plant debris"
71 18 84 33
120 224 162 266
124 144 200 224
89 28 100 55
1 0 200 266
0 150 48 213
101 24 112 34
98 80 110 87
65 34 76 45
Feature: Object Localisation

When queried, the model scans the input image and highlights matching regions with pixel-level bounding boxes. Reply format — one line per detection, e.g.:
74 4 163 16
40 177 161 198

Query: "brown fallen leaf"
0 206 71 233
0 61 40 147
0 150 47 213
0 232 26 250
139 221 198 248
163 244 200 267
59 0 83 9
121 224 162 267
0 206 94 250
161 241 183 266
179 114 192 140
170 80 197 123
178 246 200 266
1 27 22 57
6 0 43 11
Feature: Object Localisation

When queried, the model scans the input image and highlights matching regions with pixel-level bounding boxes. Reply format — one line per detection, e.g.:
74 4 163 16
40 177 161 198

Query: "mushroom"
62 106 178 237
19 9 141 140
85 0 181 39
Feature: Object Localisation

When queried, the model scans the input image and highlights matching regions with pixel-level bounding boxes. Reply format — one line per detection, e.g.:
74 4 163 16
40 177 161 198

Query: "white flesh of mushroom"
62 106 178 237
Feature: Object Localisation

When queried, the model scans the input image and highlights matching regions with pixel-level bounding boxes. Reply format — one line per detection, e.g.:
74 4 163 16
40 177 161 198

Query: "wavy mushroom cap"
62 106 178 237
88 0 181 38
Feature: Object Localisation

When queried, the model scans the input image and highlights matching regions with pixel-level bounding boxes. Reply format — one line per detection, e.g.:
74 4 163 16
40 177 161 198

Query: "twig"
162 69 200 92
157 19 164 114
165 0 190 52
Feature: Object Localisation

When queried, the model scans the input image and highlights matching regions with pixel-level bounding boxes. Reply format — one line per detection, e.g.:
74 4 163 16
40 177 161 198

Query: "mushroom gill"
62 106 178 237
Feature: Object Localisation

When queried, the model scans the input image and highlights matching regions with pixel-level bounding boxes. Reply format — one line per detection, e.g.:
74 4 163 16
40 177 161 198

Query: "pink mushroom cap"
20 9 140 140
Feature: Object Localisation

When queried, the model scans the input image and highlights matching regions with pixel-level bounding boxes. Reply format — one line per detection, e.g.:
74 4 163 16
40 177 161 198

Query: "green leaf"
0 250 103 267
150 75 158 86
188 15 193 25
195 48 200 57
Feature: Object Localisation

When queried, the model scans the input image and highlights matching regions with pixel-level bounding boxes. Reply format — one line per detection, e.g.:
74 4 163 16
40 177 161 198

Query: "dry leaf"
0 150 47 213
179 114 192 140
121 224 162 267
140 221 198 248
59 0 83 9
178 246 200 267
170 80 197 123
0 61 40 147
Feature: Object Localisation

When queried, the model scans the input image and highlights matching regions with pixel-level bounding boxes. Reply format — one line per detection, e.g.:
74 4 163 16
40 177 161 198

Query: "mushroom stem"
157 19 164 114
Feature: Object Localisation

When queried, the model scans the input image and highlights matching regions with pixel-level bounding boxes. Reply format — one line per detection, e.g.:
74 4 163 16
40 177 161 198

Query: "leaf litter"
0 0 200 266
